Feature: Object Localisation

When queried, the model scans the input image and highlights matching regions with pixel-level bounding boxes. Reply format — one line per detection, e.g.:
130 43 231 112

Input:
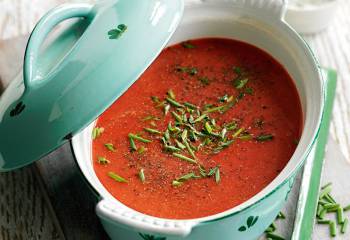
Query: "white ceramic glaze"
72 0 324 239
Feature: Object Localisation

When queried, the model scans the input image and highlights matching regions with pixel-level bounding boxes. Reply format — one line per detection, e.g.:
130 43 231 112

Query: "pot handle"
96 199 196 237
23 3 94 90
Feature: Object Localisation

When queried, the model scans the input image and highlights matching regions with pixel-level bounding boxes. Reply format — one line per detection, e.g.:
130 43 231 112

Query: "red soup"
92 38 303 219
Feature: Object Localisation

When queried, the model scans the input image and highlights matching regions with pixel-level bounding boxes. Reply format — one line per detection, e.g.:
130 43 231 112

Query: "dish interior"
92 38 302 219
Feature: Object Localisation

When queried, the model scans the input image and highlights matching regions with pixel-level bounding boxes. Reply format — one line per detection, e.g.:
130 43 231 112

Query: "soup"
92 38 302 219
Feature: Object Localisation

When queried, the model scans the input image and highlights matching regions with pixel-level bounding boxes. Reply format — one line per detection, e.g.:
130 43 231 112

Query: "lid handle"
23 3 94 90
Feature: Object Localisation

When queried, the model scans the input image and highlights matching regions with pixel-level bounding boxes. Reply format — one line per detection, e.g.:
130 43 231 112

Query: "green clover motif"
108 24 127 39
238 215 259 232
139 233 166 240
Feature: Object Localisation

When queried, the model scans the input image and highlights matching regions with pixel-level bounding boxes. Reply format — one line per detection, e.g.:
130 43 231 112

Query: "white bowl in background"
286 0 340 34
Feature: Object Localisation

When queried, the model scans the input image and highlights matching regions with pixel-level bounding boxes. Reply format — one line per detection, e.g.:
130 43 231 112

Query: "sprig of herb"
316 182 350 237
234 78 248 89
97 156 110 165
104 143 116 152
139 169 145 183
108 172 128 183
255 134 274 142
92 127 104 140
144 128 162 135
172 153 197 164
128 133 152 143
181 41 195 49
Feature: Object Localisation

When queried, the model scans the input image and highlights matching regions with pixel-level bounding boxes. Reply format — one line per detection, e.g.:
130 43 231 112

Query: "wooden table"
0 0 349 239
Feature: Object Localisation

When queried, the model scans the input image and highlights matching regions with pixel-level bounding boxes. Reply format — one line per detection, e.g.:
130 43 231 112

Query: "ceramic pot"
72 0 324 239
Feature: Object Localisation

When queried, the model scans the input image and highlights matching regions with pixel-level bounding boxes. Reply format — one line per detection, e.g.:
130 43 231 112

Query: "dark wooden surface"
36 143 110 240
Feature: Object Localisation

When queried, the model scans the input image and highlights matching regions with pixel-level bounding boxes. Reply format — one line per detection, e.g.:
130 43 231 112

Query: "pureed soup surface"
93 38 303 219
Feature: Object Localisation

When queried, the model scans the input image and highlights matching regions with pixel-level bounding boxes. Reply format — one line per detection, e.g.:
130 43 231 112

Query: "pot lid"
0 0 184 171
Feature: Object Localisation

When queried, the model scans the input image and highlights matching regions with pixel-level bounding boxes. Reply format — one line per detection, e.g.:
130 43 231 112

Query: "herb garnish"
97 156 110 165
108 24 127 39
108 172 128 183
92 127 104 140
198 76 210 85
316 182 350 237
139 169 146 183
181 41 195 49
172 153 197 164
234 78 249 89
172 172 200 187
104 143 116 152
128 133 152 143
144 128 162 135
255 134 274 142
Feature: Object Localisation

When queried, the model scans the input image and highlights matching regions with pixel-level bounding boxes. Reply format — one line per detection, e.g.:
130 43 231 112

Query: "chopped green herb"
330 221 337 237
108 171 128 183
219 94 229 103
92 127 104 140
171 111 183 123
175 139 186 149
142 115 160 121
129 136 137 151
104 143 116 152
167 89 176 99
204 122 213 134
164 104 170 115
184 102 198 110
255 134 274 142
128 133 152 143
198 76 210 85
189 67 198 76
172 153 197 164
181 129 188 141
172 180 183 187
144 127 162 135
199 165 207 177
344 204 350 211
245 87 254 95
337 207 344 224
319 185 332 199
317 219 331 224
97 156 110 165
238 133 252 141
277 212 286 219
151 96 160 103
139 169 145 183
203 105 225 114
234 78 248 89
181 41 195 49
164 145 181 152
177 172 200 181
194 114 207 123
215 167 220 183
208 166 219 177
233 66 242 74
175 66 188 73
166 97 184 108
341 218 348 234
225 121 237 130
137 146 146 154
232 127 244 138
